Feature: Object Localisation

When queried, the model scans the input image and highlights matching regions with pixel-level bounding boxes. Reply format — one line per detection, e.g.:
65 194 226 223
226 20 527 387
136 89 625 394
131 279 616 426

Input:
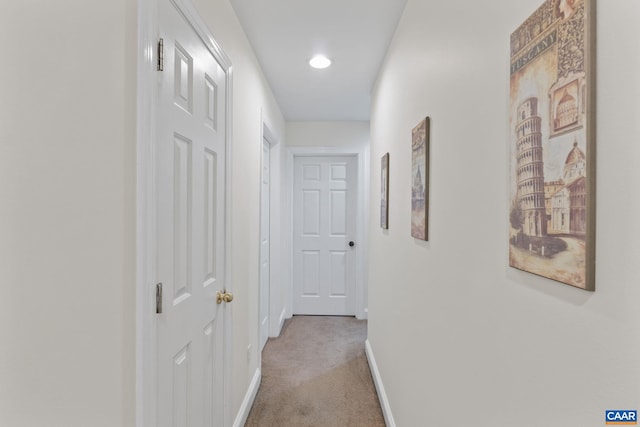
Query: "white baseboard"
278 308 286 334
269 308 287 338
232 368 261 427
365 339 396 427
357 307 369 320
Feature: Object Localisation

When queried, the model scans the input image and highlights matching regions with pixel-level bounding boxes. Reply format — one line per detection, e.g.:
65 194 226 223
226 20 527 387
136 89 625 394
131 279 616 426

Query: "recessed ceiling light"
309 55 331 69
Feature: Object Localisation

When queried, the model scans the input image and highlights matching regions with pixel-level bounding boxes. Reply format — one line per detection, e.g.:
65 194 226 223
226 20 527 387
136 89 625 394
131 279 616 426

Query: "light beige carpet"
245 316 386 427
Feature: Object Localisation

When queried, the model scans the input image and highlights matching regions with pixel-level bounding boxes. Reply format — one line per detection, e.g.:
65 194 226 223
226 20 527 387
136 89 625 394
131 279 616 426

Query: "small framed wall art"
380 153 389 229
411 117 429 241
509 0 595 290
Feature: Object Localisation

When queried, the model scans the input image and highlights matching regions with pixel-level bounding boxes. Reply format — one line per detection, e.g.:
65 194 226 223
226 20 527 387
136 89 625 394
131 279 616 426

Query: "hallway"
245 316 385 427
3 1 639 426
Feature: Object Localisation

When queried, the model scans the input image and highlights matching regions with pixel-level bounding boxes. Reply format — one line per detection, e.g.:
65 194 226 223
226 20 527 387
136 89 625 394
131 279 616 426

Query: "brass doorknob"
216 291 234 304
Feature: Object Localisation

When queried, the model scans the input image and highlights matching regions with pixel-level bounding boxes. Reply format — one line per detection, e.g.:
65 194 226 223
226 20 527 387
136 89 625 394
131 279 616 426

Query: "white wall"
0 0 284 425
0 1 137 426
368 1 640 426
285 121 371 318
287 121 370 148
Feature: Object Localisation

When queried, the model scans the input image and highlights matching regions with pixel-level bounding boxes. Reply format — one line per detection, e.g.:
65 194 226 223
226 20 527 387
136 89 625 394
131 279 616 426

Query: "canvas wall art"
411 117 429 240
509 0 595 290
381 153 389 229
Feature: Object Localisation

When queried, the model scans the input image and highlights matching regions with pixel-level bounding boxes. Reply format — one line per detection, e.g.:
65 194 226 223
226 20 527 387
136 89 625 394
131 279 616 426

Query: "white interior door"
156 0 227 425
259 139 270 350
293 155 357 315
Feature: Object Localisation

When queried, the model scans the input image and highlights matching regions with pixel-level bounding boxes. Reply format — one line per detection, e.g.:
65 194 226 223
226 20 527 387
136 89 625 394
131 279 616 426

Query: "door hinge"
157 38 164 71
156 282 163 314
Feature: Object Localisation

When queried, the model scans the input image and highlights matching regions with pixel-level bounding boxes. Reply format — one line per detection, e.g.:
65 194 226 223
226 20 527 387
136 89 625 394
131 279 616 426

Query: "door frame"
259 113 286 342
286 146 370 320
258 113 280 354
259 135 271 352
136 0 234 426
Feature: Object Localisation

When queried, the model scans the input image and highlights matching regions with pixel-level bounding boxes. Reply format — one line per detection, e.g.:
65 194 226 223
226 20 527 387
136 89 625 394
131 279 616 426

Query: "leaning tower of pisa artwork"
515 97 547 237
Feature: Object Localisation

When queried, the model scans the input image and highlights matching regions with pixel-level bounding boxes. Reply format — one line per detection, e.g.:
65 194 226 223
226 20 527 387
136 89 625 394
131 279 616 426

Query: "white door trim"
136 1 234 426
259 112 283 341
260 138 271 350
286 146 369 320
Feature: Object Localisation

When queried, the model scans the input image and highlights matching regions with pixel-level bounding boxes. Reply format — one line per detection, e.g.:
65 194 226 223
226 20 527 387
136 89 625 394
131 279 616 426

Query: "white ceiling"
230 0 408 121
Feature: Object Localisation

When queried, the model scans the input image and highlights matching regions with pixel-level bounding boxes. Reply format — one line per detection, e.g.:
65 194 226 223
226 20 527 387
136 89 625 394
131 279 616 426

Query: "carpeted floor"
245 316 386 427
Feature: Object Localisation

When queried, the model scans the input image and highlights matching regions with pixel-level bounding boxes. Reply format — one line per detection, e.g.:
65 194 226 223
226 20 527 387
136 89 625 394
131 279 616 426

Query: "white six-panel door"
293 156 357 315
156 0 227 425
